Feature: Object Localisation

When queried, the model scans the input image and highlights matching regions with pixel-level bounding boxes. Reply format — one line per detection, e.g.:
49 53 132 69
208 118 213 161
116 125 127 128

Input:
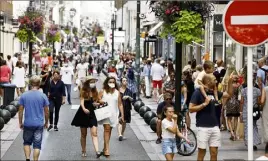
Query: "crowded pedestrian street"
1 1 268 161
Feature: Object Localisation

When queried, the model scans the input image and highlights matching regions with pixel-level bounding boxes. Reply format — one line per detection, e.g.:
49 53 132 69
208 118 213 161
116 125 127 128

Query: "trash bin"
0 84 16 106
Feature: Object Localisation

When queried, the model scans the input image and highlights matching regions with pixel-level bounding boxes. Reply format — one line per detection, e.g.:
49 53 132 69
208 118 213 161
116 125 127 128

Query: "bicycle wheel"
177 128 197 156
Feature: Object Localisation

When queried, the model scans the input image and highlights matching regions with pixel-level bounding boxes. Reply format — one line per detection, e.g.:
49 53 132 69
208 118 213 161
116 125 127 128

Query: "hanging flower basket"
46 24 61 43
150 1 213 44
16 10 44 42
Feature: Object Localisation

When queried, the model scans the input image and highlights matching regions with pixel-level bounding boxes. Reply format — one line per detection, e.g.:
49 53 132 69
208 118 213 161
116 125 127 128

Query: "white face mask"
89 83 96 88
108 83 115 88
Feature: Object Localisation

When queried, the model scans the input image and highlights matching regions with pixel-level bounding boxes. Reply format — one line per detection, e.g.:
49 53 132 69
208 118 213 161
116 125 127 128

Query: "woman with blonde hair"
71 76 102 158
222 70 241 140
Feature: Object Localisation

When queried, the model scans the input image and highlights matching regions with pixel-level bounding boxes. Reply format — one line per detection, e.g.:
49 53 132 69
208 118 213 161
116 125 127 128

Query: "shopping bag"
94 104 111 121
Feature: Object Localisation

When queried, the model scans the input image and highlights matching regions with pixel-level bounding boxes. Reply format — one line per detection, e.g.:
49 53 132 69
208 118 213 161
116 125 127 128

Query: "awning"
148 21 164 36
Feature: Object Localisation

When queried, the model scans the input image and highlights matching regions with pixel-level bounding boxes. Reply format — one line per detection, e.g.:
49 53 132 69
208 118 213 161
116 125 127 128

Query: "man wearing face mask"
61 63 74 105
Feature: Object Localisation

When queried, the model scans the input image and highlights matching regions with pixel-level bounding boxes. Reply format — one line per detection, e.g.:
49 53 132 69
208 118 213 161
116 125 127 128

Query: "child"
194 61 219 104
161 105 190 161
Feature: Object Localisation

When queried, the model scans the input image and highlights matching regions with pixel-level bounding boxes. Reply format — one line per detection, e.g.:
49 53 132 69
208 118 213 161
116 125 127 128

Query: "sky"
80 1 112 19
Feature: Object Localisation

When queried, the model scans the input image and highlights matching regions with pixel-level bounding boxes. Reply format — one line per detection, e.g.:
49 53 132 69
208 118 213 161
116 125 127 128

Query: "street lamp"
111 13 116 59
0 11 4 53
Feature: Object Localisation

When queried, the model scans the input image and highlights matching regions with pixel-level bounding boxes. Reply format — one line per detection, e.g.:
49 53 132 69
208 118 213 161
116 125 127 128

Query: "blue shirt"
143 65 151 77
19 90 49 127
257 65 268 86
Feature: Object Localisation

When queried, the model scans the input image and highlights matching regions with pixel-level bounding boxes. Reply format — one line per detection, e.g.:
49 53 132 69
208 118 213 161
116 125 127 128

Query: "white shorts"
196 126 221 149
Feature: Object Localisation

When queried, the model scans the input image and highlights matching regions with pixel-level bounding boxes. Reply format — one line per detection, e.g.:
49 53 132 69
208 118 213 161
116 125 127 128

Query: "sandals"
101 150 110 158
96 151 102 158
220 126 227 131
82 151 87 157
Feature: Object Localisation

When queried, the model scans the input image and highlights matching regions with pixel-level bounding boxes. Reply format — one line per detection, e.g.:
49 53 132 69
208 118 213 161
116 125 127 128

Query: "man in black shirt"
155 93 175 144
189 74 222 161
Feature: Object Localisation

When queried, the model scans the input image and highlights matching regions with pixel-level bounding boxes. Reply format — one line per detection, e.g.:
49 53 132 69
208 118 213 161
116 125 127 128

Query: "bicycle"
176 107 197 156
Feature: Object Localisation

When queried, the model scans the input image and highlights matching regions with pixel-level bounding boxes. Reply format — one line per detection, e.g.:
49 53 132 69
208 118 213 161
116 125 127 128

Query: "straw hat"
85 76 98 82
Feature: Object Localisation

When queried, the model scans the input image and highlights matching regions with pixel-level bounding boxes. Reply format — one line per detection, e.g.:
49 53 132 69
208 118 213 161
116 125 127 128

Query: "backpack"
259 68 268 85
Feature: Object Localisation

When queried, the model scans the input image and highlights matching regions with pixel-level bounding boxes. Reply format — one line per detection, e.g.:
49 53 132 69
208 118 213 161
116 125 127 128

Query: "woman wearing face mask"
98 76 124 157
118 77 133 141
47 71 66 131
71 76 102 158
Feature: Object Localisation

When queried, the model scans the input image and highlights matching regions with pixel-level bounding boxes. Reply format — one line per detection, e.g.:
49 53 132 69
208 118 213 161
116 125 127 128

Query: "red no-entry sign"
223 1 268 47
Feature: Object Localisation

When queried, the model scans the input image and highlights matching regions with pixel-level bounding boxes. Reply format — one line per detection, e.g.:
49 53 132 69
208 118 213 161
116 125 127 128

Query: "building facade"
0 0 15 59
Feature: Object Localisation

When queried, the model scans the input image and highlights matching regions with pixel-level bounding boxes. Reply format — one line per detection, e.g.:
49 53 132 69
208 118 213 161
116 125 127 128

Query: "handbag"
94 102 111 121
253 103 261 121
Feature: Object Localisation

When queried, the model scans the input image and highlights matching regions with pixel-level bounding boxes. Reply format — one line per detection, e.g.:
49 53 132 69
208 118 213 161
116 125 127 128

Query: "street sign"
223 1 268 47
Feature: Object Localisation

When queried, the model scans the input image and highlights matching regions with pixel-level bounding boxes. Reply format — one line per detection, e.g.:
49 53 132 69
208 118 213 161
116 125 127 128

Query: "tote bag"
94 105 112 122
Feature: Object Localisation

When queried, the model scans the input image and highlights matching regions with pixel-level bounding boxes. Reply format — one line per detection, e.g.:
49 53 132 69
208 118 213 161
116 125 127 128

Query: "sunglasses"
165 98 172 101
108 81 115 83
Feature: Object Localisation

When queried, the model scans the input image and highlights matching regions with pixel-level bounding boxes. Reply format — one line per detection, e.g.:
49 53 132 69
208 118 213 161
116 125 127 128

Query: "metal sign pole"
247 47 253 160
135 0 141 99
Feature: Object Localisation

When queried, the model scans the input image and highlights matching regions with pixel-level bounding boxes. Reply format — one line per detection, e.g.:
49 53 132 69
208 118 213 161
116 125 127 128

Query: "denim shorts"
162 138 177 155
23 126 44 149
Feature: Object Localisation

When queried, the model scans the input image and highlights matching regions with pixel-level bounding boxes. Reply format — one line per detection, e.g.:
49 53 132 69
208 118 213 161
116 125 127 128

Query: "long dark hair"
161 105 174 121
103 76 119 93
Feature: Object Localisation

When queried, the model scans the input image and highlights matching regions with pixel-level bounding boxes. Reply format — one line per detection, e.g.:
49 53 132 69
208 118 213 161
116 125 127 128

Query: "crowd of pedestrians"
2 45 268 161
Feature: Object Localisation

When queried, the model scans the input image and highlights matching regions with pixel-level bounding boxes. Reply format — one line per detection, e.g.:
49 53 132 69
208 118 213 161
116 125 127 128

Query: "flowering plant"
16 10 44 42
149 1 213 44
46 24 61 43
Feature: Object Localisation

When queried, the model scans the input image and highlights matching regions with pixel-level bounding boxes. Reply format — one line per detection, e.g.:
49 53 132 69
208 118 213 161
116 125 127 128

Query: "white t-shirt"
256 156 268 160
7 60 12 70
12 57 18 67
162 118 176 139
151 63 165 81
194 70 206 88
22 54 28 64
76 63 88 78
61 66 74 85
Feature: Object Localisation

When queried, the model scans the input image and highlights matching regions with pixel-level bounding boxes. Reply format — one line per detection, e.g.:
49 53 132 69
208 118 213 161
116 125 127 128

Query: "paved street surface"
1 72 267 160
1 73 150 160
133 97 266 160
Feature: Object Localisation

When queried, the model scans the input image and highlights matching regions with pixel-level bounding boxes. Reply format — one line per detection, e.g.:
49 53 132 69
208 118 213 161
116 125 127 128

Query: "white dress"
98 90 119 128
13 67 25 88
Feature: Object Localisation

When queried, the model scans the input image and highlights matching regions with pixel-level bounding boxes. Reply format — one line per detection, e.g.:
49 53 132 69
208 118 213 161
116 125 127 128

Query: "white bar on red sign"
231 15 268 25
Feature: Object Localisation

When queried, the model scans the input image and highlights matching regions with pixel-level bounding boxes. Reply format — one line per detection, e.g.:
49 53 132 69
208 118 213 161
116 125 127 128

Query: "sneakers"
156 138 162 144
119 136 123 141
54 125 59 131
47 125 53 131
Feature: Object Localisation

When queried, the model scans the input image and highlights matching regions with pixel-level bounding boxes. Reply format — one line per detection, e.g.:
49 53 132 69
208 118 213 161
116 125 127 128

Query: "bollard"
144 111 157 125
